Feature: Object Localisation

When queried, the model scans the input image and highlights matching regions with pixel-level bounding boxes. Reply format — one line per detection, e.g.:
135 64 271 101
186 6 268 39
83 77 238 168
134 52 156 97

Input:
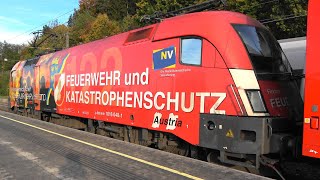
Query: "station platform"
0 110 269 180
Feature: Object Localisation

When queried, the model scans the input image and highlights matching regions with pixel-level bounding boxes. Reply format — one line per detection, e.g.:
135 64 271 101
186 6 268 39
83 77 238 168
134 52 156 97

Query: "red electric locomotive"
302 0 320 158
9 1 303 169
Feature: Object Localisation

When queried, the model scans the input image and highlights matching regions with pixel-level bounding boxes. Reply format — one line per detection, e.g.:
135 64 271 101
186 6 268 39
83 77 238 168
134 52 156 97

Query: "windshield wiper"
256 72 305 80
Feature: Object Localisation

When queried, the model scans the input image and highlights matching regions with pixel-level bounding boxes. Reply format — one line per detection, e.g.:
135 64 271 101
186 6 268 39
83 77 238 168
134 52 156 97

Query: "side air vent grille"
125 27 155 44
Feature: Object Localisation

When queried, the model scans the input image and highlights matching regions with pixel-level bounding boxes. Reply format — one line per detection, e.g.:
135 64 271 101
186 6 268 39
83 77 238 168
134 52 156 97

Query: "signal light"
311 117 319 129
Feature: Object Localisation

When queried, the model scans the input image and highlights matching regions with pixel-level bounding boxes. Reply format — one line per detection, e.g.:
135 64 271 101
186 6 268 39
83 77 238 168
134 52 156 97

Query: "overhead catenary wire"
248 0 280 8
261 14 307 24
6 9 77 44
256 0 307 24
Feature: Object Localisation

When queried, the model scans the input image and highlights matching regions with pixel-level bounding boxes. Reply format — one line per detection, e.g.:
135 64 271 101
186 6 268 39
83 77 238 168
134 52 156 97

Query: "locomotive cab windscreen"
233 25 290 74
234 24 303 125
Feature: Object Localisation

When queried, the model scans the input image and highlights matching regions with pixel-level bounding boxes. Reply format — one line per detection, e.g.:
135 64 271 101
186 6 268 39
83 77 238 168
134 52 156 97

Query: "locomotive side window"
181 38 202 65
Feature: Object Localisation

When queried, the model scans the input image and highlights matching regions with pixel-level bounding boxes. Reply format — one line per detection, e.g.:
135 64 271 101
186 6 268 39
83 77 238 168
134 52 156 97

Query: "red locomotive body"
9 10 303 168
303 0 320 158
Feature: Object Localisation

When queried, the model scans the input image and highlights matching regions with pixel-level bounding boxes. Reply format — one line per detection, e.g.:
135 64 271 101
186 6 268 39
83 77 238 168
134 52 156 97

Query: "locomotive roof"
59 10 264 50
13 10 264 70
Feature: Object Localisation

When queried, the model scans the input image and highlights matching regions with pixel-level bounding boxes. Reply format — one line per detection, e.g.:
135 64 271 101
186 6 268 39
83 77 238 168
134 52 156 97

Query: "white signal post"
1 58 8 76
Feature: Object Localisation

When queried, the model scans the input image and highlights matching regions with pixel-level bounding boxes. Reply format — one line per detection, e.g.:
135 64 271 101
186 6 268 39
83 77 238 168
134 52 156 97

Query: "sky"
0 0 79 45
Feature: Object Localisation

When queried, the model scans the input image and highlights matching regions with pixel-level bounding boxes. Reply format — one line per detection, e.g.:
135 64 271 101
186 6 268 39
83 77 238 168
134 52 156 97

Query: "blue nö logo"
153 46 176 70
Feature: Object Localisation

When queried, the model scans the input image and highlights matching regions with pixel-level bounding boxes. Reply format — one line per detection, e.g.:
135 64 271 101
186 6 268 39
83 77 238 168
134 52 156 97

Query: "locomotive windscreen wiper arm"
256 72 305 80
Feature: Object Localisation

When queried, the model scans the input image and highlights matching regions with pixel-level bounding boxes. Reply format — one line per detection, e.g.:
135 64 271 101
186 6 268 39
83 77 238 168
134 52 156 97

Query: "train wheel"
9 106 14 113
29 109 34 118
43 114 51 122
165 140 190 156
190 146 207 160
37 112 43 120
13 106 18 114
207 150 221 164
177 141 190 156
22 109 27 116
86 119 96 134
25 109 29 117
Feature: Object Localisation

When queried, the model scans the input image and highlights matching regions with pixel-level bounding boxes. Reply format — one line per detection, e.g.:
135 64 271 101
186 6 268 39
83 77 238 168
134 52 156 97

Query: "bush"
0 71 10 96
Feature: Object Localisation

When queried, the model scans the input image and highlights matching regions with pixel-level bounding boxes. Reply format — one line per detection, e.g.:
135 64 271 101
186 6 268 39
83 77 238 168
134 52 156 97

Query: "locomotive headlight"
246 90 267 112
207 121 215 130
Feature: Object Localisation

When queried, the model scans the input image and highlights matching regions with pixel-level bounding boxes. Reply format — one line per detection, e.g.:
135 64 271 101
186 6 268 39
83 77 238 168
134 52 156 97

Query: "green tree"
136 0 225 25
19 46 34 60
69 11 96 45
136 0 182 16
120 15 141 31
0 42 21 96
0 42 21 71
227 0 260 17
85 0 140 21
0 71 10 96
85 14 121 42
36 25 69 51
227 0 307 39
79 0 96 14
263 0 307 39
